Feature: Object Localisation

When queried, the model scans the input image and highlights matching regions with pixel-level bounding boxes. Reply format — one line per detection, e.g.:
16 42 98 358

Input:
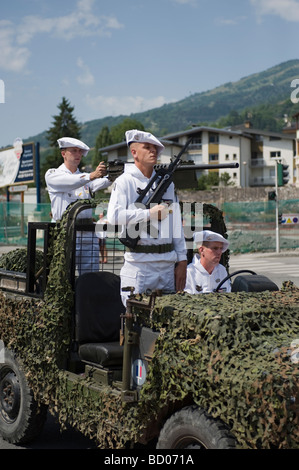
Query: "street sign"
0 142 35 188
281 214 299 225
8 184 28 193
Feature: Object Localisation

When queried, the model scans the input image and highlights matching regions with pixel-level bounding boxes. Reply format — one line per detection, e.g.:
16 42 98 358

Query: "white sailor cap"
125 129 164 156
194 230 229 253
57 137 90 156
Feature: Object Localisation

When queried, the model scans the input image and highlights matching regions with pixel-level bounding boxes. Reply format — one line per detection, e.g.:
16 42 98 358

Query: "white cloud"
250 0 299 22
18 1 123 42
0 21 31 72
85 94 170 116
76 58 95 86
0 0 124 72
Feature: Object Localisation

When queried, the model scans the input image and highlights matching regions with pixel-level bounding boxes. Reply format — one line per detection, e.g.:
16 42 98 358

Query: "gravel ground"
228 229 299 254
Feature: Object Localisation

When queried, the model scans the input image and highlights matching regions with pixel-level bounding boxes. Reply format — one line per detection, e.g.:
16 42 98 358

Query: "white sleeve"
45 169 90 192
184 264 197 293
107 177 150 226
46 169 112 194
90 176 112 192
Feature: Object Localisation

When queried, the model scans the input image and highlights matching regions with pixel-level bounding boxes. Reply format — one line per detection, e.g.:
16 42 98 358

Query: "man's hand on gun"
149 203 171 221
90 161 107 181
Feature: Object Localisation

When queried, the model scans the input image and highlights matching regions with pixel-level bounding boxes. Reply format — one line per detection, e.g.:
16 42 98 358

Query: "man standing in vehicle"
107 129 187 305
45 137 111 273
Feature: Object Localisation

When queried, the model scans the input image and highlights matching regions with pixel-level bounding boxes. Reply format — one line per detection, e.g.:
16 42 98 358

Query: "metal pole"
35 142 41 204
275 161 280 253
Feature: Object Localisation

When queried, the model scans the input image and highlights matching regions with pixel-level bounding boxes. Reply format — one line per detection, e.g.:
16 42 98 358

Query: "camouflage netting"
134 288 299 449
0 199 298 449
0 248 44 272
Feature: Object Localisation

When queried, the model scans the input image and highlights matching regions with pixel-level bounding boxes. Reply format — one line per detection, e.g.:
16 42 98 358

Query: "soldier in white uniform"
45 137 111 274
185 230 231 294
107 129 187 305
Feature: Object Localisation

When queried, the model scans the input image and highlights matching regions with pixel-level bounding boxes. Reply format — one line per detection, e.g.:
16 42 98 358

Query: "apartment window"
209 154 218 162
270 151 281 158
225 154 229 160
191 153 203 164
190 137 202 150
209 133 219 143
233 154 237 160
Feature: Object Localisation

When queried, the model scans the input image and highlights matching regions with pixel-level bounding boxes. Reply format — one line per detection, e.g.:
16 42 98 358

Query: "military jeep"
0 199 298 449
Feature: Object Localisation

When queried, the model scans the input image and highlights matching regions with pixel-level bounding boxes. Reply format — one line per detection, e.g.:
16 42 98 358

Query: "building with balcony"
99 123 295 188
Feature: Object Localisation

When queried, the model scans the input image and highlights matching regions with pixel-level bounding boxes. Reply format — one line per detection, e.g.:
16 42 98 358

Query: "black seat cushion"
232 274 279 292
75 271 125 345
79 342 123 367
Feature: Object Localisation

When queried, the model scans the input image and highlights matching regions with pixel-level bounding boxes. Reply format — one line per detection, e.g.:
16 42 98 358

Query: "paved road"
0 412 97 449
229 251 299 288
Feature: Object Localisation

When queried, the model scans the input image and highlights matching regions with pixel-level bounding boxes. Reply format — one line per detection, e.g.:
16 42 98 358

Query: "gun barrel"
108 157 239 179
178 162 239 170
154 162 239 171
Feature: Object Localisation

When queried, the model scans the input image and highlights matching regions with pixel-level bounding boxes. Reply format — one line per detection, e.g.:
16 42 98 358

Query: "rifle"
107 138 192 183
117 138 239 248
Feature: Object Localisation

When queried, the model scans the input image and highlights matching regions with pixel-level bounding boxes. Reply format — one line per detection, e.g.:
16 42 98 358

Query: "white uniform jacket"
45 163 111 221
107 163 187 264
185 254 231 293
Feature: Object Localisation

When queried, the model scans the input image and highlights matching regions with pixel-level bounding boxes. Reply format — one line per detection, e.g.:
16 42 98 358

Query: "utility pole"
275 161 280 253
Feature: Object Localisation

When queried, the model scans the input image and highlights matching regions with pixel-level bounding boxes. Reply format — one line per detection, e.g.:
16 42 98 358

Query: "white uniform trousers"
120 260 175 306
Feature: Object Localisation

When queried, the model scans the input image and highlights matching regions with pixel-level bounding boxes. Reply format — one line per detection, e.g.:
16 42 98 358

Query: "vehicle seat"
232 274 279 292
75 271 125 367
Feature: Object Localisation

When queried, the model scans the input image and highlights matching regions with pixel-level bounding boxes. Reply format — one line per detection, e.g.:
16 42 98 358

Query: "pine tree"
42 97 81 175
92 126 111 167
92 118 145 167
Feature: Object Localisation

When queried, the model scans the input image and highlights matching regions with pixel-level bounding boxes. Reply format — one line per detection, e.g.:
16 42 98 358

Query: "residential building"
99 123 296 188
284 112 299 187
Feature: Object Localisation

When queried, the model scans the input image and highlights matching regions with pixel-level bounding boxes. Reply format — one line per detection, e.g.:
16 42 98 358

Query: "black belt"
127 243 174 254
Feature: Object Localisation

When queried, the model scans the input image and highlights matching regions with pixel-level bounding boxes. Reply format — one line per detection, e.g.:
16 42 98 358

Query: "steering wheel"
215 269 257 292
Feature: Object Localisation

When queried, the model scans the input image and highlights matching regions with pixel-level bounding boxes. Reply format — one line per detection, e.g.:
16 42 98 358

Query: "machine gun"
115 139 239 248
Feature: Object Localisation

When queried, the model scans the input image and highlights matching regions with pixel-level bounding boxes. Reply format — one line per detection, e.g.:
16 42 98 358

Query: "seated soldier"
184 230 231 293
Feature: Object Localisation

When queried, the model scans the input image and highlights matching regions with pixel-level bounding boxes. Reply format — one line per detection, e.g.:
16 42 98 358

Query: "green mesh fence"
0 200 298 253
0 202 52 245
223 199 299 253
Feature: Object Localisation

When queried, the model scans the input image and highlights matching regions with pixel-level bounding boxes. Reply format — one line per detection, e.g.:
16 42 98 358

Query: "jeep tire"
0 348 47 445
156 406 237 449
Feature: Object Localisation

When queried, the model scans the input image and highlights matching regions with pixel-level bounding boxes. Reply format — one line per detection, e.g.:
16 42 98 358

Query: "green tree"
197 172 219 190
198 171 235 190
219 172 235 186
109 118 145 144
92 126 111 167
42 97 81 176
93 117 145 166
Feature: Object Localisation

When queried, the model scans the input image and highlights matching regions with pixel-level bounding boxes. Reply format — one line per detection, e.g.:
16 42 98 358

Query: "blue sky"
1 0 299 148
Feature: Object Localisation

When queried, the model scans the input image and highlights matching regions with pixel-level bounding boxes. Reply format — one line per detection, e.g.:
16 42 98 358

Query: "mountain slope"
27 59 299 149
80 59 299 142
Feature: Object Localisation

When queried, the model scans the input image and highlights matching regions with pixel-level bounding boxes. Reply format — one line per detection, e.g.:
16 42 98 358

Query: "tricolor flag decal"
132 359 146 386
